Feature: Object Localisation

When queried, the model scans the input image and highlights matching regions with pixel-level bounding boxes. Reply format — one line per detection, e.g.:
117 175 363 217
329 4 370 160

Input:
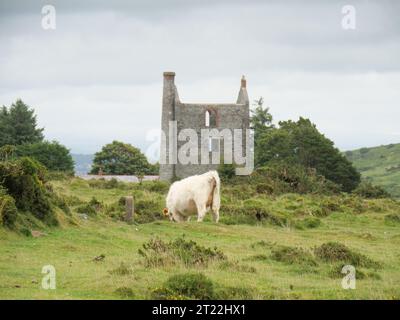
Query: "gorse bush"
294 217 321 230
327 264 381 280
138 237 226 267
314 242 381 268
152 273 215 300
353 182 391 199
76 197 102 216
253 164 341 195
271 245 317 266
0 194 18 228
217 162 236 181
242 199 287 225
384 213 400 225
0 157 58 226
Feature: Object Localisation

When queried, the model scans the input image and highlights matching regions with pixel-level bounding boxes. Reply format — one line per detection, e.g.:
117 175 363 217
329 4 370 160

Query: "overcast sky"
1 0 399 159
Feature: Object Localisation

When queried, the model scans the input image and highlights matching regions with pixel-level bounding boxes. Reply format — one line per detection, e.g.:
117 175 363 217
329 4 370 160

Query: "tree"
90 141 155 175
0 99 44 147
250 97 275 167
16 141 74 173
250 97 274 133
255 117 361 192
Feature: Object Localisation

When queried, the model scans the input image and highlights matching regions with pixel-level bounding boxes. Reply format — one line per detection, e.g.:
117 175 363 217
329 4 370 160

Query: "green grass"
346 143 400 198
1 178 400 299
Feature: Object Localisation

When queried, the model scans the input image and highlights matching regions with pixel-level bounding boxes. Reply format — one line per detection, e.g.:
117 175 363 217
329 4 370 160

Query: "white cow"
164 171 221 222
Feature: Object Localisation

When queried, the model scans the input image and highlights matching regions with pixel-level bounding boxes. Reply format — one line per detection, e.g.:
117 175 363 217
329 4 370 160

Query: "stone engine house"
160 71 250 181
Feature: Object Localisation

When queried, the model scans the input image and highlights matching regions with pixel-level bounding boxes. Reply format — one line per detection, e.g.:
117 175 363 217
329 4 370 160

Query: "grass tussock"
108 262 133 276
294 217 321 229
138 237 226 268
151 272 256 300
114 286 135 298
327 264 382 280
385 213 400 225
271 245 317 266
218 260 257 273
151 273 214 300
314 242 381 268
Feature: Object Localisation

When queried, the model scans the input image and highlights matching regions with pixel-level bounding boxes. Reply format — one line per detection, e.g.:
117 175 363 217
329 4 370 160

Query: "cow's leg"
212 209 219 223
196 203 207 222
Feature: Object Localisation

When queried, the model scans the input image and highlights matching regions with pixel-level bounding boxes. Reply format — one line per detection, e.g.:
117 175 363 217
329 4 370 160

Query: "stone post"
125 196 134 222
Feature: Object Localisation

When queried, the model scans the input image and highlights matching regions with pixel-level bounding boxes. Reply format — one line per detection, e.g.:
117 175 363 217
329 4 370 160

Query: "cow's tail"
210 171 221 211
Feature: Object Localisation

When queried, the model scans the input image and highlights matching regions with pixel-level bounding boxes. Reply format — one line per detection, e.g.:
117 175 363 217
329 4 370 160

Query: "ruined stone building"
160 72 250 181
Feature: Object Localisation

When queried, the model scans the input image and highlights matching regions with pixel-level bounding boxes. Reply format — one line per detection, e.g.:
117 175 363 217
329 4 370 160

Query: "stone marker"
125 196 134 222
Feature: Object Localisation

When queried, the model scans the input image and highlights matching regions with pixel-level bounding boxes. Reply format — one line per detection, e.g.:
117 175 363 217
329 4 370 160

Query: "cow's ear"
163 208 169 216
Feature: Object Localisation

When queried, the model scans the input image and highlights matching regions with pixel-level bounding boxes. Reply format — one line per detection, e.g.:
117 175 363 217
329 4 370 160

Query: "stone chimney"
237 75 249 105
160 71 177 181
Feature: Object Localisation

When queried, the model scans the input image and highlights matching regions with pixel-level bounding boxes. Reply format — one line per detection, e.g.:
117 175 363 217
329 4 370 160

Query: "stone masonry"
160 72 250 181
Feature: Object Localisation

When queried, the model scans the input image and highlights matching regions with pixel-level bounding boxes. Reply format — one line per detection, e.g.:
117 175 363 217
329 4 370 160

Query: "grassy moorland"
1 177 400 300
346 143 400 198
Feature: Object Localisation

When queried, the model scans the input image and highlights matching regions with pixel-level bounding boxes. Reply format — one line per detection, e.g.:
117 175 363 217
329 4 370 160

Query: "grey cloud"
0 0 399 153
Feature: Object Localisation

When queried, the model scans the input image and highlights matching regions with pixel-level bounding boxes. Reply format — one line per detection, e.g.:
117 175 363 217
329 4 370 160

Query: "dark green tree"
255 117 361 192
0 99 44 147
90 141 155 175
250 97 274 133
250 97 275 167
16 141 74 173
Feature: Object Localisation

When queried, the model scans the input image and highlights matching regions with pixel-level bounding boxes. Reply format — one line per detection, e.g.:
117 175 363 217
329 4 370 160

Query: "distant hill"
345 143 400 198
71 154 94 175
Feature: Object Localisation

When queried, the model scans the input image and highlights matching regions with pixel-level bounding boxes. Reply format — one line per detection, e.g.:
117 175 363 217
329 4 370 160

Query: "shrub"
0 157 58 225
314 242 381 268
243 199 287 226
385 213 400 225
76 197 102 216
0 194 18 228
153 273 214 300
218 260 257 273
353 182 391 199
218 162 236 181
138 237 226 267
271 245 317 266
252 163 341 195
294 217 321 229
255 183 274 194
134 194 165 223
109 262 133 276
51 192 71 215
327 264 381 280
144 181 169 194
114 287 134 298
